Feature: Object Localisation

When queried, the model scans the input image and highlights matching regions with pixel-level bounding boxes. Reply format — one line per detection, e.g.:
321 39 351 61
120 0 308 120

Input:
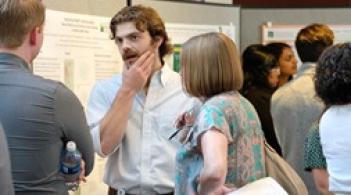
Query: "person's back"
271 23 334 195
0 58 94 194
175 32 265 194
0 0 94 194
315 43 351 194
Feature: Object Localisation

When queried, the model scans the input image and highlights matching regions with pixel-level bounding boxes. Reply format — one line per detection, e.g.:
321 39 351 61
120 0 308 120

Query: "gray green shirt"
0 123 14 195
0 53 94 195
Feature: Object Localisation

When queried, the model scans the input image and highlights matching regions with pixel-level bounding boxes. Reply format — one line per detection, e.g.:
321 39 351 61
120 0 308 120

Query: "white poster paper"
34 9 123 107
166 23 236 44
262 23 351 45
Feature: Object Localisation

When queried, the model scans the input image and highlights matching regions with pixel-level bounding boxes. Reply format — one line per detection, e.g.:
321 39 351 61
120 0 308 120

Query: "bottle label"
60 163 80 174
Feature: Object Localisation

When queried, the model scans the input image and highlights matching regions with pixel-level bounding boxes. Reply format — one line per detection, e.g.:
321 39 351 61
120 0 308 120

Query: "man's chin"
124 59 136 68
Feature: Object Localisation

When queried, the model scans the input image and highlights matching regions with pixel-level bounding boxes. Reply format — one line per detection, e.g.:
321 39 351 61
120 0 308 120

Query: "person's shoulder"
163 65 181 81
28 74 63 93
96 74 122 86
245 86 271 102
92 74 122 91
321 105 351 126
205 92 246 109
272 77 307 103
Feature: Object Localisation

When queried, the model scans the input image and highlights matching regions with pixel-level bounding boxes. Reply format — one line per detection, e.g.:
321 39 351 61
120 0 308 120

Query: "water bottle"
60 141 81 191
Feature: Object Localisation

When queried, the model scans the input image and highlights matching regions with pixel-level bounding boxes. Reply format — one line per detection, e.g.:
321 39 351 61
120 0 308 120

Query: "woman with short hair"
174 33 266 195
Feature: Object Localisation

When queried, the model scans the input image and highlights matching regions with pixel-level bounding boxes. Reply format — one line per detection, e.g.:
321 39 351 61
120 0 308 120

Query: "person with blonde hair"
0 0 94 194
174 32 266 195
271 23 334 195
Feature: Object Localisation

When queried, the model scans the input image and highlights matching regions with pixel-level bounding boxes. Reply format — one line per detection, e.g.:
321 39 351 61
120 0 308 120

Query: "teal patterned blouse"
304 122 327 171
174 92 266 195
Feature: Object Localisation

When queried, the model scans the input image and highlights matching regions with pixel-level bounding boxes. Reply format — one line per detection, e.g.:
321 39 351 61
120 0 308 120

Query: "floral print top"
174 91 266 195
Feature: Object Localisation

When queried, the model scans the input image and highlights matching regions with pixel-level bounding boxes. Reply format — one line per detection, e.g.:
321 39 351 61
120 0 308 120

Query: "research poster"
33 9 123 107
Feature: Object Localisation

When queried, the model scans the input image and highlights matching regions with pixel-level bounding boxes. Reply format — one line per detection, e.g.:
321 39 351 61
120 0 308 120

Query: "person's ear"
153 36 163 48
29 27 38 46
29 26 43 46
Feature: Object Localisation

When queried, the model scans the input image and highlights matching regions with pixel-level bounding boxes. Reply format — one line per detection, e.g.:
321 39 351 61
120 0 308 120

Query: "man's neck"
0 47 32 67
143 58 163 94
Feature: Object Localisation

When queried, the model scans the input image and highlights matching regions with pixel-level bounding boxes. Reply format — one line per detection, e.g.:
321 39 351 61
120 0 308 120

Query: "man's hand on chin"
121 51 155 93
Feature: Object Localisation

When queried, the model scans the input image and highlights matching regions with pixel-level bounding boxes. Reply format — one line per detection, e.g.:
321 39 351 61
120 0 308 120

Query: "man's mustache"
122 51 139 61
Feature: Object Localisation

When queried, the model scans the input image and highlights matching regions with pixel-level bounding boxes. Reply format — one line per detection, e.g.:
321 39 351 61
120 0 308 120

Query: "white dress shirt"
320 104 351 194
87 64 197 194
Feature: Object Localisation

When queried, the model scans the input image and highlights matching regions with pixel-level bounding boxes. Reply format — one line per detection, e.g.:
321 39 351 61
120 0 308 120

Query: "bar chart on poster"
261 23 351 45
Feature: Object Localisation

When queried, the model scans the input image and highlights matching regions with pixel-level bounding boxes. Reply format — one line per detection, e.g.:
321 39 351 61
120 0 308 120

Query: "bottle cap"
66 141 76 152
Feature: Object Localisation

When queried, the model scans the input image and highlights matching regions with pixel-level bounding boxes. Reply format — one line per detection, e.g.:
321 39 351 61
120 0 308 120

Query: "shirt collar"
295 62 316 78
158 63 174 87
0 52 31 72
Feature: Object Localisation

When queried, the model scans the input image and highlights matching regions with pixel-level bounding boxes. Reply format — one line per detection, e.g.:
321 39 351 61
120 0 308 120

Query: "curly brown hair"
110 5 173 64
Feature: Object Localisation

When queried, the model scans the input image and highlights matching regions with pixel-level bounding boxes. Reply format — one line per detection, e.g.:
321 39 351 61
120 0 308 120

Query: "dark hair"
295 23 334 63
315 42 351 106
109 5 173 64
266 42 291 60
266 42 294 81
241 44 278 93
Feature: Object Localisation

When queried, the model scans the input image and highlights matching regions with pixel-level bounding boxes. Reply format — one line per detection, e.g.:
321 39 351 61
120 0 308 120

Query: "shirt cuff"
90 124 120 157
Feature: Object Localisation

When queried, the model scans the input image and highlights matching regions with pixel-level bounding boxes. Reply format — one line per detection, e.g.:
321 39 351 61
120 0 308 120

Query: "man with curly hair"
86 5 197 195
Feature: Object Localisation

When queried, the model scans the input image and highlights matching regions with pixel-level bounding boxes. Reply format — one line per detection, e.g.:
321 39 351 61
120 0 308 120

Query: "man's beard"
122 48 139 67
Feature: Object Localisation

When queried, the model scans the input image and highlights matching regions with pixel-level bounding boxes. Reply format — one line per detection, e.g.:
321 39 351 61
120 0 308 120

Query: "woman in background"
315 42 351 194
241 44 282 156
174 33 266 195
266 42 298 87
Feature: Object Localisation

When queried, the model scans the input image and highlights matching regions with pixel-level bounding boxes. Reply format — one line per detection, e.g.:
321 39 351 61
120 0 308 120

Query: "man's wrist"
119 86 138 97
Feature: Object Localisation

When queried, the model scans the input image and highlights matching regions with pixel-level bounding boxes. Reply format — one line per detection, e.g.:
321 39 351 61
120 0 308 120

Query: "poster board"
262 23 351 45
166 23 236 72
261 23 351 66
34 10 237 103
33 9 123 107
